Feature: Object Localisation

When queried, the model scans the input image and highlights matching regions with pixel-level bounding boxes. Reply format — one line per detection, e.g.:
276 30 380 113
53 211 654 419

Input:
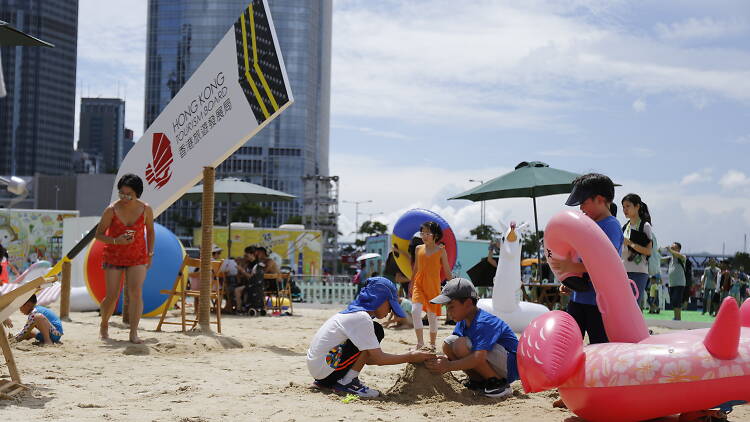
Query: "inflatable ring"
391 208 456 280
84 223 185 317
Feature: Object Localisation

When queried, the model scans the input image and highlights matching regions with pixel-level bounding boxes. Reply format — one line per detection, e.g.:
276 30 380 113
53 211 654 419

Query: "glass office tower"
145 0 331 230
0 0 79 176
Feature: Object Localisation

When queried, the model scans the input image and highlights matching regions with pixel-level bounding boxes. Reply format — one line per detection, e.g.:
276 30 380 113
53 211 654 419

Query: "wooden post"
59 260 71 321
199 166 215 333
0 325 20 383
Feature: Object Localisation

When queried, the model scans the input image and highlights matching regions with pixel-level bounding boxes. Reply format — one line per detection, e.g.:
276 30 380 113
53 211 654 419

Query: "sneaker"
312 380 333 391
334 377 380 398
461 378 485 391
483 377 512 398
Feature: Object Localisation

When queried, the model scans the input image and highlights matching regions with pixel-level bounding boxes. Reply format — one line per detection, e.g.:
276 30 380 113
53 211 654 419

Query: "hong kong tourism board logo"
145 133 174 189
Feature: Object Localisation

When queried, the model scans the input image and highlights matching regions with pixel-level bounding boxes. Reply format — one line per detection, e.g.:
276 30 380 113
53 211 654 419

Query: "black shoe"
461 378 484 391
483 377 512 398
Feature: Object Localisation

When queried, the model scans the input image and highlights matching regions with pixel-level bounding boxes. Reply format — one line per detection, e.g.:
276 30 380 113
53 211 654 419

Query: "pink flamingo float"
517 210 750 422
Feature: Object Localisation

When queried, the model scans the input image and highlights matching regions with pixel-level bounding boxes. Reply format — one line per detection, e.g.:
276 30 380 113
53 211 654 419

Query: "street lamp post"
468 179 485 227
366 211 384 222
342 199 373 242
54 185 60 210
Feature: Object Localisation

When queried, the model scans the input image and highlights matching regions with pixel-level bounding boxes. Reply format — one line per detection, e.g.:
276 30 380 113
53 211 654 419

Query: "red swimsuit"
103 209 149 267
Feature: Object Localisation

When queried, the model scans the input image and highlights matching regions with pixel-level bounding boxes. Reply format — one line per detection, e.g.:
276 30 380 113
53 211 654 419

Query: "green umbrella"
449 161 581 266
182 178 295 255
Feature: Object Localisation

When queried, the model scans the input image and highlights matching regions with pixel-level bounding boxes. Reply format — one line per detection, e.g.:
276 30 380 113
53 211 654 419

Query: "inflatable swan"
518 210 750 421
477 222 548 332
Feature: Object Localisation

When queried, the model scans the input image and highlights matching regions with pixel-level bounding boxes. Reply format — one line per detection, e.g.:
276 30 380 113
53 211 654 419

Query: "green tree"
230 203 274 225
470 224 497 241
520 228 544 259
285 215 303 225
727 252 750 270
358 220 388 236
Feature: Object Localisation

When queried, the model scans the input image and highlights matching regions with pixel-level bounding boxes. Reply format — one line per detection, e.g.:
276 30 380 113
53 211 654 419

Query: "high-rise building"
144 0 332 235
0 0 79 176
78 98 126 172
122 128 135 158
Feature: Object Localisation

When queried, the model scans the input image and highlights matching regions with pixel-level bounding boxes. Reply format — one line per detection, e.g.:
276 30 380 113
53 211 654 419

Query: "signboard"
48 1 293 275
0 209 78 270
195 226 322 276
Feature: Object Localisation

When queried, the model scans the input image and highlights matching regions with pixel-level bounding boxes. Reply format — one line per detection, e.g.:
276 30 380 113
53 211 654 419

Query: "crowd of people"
306 171 749 403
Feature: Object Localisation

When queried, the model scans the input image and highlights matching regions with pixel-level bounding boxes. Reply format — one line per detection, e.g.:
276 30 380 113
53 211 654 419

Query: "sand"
1 303 749 422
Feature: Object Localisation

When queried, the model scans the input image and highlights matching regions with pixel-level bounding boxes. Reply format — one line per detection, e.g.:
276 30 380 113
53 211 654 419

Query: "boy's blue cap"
340 277 406 318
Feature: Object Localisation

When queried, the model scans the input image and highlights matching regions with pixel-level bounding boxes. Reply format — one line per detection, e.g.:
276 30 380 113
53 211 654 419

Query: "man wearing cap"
306 277 435 398
425 278 518 399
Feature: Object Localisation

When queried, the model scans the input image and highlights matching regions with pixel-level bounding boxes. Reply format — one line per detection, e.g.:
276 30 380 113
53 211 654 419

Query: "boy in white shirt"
306 277 434 398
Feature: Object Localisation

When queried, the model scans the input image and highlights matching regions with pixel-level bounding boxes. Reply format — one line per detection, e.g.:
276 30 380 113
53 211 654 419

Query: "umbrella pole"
199 166 215 333
533 196 542 281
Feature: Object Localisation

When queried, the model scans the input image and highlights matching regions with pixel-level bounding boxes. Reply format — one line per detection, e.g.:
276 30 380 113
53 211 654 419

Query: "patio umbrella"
0 20 54 47
448 161 580 266
182 177 295 255
356 252 381 262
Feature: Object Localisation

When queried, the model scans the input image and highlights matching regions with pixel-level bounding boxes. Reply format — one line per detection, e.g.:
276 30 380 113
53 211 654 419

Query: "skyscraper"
0 0 79 176
145 0 331 230
78 98 126 172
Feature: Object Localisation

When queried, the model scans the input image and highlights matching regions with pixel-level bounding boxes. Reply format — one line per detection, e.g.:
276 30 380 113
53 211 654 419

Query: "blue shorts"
35 330 62 343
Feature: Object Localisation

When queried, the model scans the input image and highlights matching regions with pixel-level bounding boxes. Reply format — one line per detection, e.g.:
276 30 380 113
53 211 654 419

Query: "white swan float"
477 222 549 332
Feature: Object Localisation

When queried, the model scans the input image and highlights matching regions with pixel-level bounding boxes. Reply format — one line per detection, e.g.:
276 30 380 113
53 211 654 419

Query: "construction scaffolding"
302 174 339 273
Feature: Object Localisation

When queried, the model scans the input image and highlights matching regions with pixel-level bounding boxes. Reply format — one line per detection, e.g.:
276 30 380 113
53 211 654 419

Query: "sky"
77 0 750 255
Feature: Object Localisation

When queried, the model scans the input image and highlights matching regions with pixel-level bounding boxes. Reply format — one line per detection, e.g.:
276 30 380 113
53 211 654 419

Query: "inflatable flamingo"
518 210 750 421
477 222 548 332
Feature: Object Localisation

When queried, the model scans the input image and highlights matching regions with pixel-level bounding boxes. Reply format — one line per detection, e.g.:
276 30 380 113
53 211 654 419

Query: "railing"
292 275 359 304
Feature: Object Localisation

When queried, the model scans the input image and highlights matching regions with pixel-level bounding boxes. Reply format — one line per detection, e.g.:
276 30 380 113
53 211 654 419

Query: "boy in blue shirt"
8 294 64 345
550 173 623 344
425 278 518 399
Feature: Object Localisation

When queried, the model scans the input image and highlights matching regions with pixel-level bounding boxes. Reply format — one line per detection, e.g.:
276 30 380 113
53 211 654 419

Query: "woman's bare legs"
100 268 124 339
126 265 147 344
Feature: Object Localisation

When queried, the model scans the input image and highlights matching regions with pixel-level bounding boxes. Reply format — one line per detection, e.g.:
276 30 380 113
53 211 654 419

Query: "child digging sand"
425 278 518 399
306 277 435 398
7 294 63 345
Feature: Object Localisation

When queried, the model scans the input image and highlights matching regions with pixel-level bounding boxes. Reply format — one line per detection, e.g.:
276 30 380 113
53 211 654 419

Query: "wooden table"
522 283 562 310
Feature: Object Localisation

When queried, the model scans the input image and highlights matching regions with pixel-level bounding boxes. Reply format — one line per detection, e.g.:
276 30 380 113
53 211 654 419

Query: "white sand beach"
2 304 748 422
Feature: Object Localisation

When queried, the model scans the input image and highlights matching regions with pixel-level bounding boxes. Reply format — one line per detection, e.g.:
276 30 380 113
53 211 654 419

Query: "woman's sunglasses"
118 193 134 201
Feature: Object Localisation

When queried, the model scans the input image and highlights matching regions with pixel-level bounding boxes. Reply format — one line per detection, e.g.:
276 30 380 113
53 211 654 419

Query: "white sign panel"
113 0 293 217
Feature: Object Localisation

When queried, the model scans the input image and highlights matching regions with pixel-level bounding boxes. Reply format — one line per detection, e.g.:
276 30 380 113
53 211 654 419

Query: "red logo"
145 133 174 189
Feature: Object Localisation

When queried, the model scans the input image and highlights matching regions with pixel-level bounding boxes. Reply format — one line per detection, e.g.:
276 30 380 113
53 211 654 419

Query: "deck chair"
156 256 224 333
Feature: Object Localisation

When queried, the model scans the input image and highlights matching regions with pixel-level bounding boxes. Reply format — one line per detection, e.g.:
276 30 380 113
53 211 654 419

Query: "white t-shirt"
622 221 653 274
306 311 380 380
220 259 238 276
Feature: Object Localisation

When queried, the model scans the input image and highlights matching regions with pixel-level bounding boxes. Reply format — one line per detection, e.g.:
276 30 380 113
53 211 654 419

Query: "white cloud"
332 1 750 131
333 151 750 254
76 0 148 144
632 98 647 112
680 168 712 185
655 17 749 42
719 169 750 190
330 124 414 141
732 134 750 144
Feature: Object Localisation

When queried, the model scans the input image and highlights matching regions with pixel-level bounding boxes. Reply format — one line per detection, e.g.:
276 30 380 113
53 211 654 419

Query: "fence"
294 275 359 304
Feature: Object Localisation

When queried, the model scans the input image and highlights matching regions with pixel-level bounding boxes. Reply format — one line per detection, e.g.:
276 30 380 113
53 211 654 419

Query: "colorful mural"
0 209 79 272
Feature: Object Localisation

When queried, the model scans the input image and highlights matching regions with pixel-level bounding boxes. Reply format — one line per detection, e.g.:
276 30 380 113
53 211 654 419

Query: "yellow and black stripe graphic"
234 1 290 125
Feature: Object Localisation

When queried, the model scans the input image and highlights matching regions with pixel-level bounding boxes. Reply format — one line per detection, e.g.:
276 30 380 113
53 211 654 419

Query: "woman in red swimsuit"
95 174 155 344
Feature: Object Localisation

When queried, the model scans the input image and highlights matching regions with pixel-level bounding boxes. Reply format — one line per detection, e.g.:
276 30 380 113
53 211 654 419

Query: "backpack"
647 232 661 277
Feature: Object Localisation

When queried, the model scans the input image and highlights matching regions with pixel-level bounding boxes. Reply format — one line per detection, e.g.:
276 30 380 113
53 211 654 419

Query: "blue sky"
78 0 750 254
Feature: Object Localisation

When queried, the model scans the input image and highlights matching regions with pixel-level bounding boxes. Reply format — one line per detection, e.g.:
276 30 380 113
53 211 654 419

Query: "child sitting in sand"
306 277 435 398
425 278 518 399
383 297 413 329
7 294 63 345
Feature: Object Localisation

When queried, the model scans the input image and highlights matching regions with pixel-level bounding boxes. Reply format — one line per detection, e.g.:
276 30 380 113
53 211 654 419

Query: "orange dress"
411 246 443 315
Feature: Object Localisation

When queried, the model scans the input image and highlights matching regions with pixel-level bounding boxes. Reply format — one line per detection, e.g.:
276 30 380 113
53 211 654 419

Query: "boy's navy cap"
430 278 478 304
565 183 596 206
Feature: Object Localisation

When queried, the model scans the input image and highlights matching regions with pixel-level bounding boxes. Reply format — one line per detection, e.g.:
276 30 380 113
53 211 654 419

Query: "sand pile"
386 363 474 404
